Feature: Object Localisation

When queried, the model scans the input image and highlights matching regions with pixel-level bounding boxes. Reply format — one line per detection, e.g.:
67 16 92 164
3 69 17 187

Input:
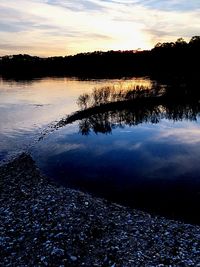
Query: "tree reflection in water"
78 103 200 135
56 85 200 135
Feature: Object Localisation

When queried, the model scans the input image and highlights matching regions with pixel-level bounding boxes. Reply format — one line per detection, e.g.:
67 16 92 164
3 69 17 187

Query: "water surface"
0 76 150 162
1 76 200 224
31 105 200 224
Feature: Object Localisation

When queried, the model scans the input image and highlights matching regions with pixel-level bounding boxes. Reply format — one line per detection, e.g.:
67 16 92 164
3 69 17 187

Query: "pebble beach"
0 153 200 266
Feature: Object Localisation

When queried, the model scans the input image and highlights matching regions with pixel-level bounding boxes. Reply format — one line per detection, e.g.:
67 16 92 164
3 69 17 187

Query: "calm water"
1 77 200 224
0 76 151 162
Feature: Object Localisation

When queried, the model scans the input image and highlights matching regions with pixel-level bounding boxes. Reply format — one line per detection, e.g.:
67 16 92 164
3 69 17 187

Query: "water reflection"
1 76 200 224
30 83 200 224
53 83 200 136
32 98 200 224
32 117 200 225
0 76 153 133
80 105 199 135
57 101 200 135
0 77 152 163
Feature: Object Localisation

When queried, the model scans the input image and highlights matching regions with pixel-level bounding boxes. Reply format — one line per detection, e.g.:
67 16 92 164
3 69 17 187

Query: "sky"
0 0 199 57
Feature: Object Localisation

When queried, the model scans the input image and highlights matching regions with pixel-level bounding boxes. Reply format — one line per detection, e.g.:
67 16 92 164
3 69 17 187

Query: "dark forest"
0 36 199 81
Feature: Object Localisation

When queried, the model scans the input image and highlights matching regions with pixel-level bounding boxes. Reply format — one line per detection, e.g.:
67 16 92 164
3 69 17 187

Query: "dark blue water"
0 77 151 163
31 117 200 224
1 77 199 224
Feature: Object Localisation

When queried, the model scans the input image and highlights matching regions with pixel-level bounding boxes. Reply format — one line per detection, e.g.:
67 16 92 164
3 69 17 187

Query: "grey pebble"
0 153 200 267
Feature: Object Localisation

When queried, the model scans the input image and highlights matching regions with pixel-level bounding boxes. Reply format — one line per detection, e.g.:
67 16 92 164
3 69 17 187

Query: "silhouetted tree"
57 82 200 135
77 93 90 110
0 36 199 83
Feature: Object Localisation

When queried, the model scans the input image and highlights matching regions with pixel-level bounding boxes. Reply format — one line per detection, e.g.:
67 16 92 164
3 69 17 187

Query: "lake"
0 76 152 162
0 76 200 224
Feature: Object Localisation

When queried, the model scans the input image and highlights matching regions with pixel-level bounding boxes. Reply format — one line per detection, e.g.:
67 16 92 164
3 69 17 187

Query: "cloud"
0 0 199 56
133 0 200 11
156 127 200 145
46 0 105 12
123 121 200 179
0 22 21 33
100 0 200 11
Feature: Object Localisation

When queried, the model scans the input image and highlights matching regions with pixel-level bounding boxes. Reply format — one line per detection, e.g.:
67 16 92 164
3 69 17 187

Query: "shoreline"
0 153 200 266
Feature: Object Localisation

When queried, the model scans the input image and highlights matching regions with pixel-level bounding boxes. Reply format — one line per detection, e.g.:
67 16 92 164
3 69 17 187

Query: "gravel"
0 153 200 266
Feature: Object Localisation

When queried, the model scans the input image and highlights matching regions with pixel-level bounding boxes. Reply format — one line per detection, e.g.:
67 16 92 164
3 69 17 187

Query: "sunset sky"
0 0 199 57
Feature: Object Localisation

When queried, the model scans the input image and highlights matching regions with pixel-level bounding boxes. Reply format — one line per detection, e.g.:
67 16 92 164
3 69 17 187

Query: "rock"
51 247 65 257
70 255 78 262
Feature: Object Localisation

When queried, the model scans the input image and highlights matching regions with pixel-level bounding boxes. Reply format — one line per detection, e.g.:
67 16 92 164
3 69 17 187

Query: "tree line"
0 36 199 80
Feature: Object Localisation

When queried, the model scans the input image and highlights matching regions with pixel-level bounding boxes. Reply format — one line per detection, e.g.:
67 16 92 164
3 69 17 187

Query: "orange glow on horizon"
0 0 198 57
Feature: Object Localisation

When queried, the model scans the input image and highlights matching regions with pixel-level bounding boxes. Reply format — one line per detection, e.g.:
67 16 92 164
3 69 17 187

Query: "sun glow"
0 0 199 56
